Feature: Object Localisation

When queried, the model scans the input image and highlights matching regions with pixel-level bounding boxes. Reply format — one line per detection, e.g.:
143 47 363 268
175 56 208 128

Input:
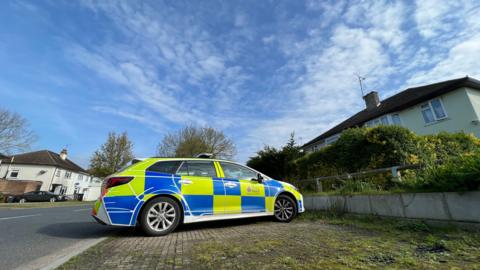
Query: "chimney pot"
363 91 380 110
60 149 68 160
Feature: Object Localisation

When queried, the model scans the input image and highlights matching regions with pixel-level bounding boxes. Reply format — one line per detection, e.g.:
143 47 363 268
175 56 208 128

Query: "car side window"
177 161 217 177
220 162 258 180
147 161 182 174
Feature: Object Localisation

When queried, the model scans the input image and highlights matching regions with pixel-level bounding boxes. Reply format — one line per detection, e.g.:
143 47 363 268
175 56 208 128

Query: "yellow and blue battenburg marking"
92 158 305 226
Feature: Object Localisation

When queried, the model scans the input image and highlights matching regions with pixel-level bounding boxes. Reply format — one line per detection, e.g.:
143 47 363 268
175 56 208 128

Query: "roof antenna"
354 73 367 97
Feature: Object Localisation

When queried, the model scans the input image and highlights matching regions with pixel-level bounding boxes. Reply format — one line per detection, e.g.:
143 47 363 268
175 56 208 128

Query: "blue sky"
1 0 479 167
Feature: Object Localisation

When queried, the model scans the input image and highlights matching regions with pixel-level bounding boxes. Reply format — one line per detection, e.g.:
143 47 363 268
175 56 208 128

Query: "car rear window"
147 161 182 175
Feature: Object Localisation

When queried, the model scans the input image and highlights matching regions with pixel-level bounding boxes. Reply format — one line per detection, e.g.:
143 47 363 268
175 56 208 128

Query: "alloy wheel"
146 202 176 232
274 198 294 221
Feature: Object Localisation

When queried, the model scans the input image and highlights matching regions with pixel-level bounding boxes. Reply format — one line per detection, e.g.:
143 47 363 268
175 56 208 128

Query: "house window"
380 115 389 125
65 171 72 179
430 98 447 119
391 114 401 125
56 170 61 177
325 134 340 145
421 98 447 124
9 170 19 178
78 174 83 181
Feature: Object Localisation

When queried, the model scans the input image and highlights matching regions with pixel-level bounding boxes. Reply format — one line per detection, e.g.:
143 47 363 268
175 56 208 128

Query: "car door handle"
225 182 237 188
179 180 192 185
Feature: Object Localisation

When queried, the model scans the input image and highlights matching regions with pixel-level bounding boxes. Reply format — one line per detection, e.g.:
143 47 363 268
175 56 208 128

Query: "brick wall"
0 179 42 201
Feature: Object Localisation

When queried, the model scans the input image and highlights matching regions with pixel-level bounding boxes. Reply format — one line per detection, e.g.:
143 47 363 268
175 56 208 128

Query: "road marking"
0 214 41 220
73 208 91 212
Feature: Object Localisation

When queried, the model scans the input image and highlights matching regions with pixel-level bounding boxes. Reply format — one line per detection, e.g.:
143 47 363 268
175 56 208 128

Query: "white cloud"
69 0 480 163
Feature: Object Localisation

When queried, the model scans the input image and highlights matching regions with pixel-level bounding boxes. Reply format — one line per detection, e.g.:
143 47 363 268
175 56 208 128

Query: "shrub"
409 152 480 192
297 126 480 193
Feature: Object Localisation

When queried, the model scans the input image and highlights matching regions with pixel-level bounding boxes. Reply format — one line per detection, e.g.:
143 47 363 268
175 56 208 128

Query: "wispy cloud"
2 0 480 163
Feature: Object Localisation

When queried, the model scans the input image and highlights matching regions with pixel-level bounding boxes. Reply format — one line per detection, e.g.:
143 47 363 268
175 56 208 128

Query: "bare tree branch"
157 125 236 159
0 108 37 154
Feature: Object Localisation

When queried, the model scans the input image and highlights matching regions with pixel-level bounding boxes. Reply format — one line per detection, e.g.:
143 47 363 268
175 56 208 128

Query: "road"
0 204 125 270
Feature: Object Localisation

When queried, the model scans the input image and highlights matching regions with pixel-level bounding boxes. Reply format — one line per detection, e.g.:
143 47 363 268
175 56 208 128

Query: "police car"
92 155 304 236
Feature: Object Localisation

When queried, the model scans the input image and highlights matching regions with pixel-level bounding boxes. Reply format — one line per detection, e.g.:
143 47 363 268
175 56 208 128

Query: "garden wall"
304 192 480 223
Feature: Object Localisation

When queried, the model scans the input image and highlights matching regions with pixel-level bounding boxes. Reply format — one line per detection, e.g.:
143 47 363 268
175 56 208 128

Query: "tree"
247 132 304 181
0 108 37 154
89 132 134 177
157 125 236 159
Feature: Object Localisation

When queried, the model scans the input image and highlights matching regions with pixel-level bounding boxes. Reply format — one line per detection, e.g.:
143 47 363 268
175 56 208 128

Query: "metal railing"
299 164 423 192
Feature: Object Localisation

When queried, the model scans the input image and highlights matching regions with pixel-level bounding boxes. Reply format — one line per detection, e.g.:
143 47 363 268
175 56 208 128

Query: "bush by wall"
297 126 480 192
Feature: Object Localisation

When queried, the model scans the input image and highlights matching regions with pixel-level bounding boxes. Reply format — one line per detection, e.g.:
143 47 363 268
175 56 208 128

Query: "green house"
302 76 480 153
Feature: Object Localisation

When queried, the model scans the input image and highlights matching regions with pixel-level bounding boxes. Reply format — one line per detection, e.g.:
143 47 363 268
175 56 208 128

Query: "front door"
176 161 223 216
218 162 266 214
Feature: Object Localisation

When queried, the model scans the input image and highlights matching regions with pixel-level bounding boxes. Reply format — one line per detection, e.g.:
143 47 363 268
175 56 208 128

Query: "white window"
325 134 340 145
391 114 401 125
380 115 389 125
9 170 19 178
78 174 83 181
421 98 447 124
430 98 447 119
56 170 61 177
65 171 72 179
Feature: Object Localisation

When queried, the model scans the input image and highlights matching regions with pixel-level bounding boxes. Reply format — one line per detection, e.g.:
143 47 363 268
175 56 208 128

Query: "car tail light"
101 177 134 196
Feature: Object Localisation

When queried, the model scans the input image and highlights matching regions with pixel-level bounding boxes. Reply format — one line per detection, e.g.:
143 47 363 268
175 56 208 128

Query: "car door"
218 162 266 214
176 161 223 216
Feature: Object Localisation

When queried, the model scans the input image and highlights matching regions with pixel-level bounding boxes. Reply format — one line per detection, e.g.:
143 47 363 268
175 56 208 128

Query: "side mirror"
255 173 264 183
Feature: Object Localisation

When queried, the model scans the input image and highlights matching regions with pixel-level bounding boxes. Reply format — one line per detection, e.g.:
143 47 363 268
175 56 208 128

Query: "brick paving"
59 217 296 270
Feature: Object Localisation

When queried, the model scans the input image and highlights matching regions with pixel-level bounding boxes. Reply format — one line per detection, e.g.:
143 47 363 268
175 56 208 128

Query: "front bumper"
298 194 305 213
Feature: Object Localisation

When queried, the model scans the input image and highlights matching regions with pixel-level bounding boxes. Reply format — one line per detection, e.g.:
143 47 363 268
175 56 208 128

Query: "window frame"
147 160 182 175
421 98 448 124
219 161 272 180
176 160 218 178
219 161 259 180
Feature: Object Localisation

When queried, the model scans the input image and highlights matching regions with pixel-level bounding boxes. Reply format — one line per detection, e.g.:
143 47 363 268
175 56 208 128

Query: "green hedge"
297 126 480 192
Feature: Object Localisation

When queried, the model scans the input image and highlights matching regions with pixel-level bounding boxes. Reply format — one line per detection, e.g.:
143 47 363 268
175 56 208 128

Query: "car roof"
146 157 234 163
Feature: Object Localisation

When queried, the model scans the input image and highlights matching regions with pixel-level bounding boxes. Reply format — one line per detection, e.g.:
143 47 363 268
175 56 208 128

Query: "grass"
190 213 480 269
0 200 94 209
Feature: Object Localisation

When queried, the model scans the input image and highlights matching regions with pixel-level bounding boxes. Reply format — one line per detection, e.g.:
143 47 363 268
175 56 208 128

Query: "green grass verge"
191 213 480 269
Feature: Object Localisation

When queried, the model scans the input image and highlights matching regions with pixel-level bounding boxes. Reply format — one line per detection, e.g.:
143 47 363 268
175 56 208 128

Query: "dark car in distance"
7 191 65 203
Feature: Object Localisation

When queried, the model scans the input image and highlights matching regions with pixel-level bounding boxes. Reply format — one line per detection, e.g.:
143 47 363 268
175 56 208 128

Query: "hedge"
296 126 480 192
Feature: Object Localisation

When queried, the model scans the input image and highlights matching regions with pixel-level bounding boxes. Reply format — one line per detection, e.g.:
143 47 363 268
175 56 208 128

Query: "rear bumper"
91 199 111 225
91 214 107 225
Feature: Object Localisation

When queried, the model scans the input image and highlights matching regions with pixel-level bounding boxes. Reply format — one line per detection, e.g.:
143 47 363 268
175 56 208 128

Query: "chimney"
60 149 68 160
363 91 380 110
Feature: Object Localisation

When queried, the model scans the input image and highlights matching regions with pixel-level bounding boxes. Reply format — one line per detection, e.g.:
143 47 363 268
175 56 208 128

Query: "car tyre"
273 195 297 223
140 197 181 236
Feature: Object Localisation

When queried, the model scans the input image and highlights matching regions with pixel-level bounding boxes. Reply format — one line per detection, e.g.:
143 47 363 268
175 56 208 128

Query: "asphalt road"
0 204 125 270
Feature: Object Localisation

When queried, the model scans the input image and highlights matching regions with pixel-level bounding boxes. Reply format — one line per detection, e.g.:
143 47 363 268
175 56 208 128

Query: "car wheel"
273 195 297 222
19 198 26 204
50 197 56 203
140 197 181 236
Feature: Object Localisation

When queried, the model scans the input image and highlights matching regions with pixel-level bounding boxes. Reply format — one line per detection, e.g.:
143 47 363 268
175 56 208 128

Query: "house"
0 149 101 200
302 76 480 152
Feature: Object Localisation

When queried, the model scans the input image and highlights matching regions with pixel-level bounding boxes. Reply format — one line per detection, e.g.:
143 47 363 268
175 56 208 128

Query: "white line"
0 214 41 220
73 208 91 212
14 237 108 270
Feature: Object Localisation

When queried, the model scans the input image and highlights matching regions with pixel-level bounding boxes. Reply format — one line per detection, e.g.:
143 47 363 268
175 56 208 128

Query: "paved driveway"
58 215 480 270
0 204 123 270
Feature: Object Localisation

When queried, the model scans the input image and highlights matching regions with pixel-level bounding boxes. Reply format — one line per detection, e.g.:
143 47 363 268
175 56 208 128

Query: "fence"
298 164 422 192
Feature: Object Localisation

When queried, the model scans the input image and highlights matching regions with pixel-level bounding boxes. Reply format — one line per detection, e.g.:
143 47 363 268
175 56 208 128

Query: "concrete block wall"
304 192 480 223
